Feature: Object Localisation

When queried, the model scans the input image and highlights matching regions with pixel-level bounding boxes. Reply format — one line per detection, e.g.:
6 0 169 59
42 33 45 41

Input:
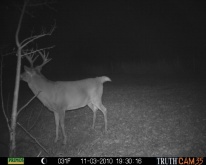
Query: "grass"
1 74 206 157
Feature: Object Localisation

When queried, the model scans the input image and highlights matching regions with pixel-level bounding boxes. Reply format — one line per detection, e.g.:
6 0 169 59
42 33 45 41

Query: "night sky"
1 0 206 76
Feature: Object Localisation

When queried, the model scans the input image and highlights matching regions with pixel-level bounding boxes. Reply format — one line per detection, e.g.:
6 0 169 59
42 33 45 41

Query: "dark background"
1 0 206 79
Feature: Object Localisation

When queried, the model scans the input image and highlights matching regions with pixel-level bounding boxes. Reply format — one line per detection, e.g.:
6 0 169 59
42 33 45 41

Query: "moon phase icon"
41 158 47 164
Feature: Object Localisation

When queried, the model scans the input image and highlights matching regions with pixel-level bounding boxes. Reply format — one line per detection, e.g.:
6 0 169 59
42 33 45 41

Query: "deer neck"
28 74 50 95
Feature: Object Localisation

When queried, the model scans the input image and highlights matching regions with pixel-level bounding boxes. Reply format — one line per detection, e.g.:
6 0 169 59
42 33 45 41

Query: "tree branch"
21 45 55 58
0 56 11 131
28 106 43 131
15 0 28 47
1 50 16 57
17 91 41 117
27 0 57 12
17 122 50 155
13 0 57 17
20 25 56 49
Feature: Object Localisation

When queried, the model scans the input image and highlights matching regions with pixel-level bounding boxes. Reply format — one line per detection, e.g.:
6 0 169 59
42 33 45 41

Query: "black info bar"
1 157 205 165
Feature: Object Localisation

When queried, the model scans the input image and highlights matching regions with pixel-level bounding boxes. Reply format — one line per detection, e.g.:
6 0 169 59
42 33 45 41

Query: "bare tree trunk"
9 1 26 156
8 0 55 156
9 49 22 156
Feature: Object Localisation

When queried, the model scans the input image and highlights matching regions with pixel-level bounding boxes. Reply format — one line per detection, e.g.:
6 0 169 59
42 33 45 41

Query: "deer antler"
37 50 52 69
24 49 39 68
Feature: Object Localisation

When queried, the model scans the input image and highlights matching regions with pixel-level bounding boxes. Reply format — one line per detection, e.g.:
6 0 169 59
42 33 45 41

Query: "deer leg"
96 103 107 132
54 112 60 143
59 111 67 145
92 108 97 129
88 103 98 129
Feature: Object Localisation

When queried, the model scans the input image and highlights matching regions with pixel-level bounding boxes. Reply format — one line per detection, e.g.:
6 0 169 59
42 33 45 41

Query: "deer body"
27 72 110 112
21 51 111 144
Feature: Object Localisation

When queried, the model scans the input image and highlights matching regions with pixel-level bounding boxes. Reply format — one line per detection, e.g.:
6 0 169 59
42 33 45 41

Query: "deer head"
21 50 52 83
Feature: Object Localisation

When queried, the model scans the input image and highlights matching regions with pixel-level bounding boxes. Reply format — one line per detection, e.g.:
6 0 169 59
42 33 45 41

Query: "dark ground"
0 73 206 156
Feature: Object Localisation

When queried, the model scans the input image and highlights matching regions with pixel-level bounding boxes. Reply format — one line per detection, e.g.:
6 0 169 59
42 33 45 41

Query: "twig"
6 93 10 120
0 56 11 131
14 0 57 17
17 122 50 155
21 45 55 57
27 104 34 129
45 3 57 12
27 0 56 10
28 106 43 131
37 151 42 157
15 1 35 18
17 91 41 116
1 50 16 57
15 0 28 47
20 25 56 49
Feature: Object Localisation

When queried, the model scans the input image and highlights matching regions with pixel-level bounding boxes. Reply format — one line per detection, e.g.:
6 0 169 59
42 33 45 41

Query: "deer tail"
98 76 112 83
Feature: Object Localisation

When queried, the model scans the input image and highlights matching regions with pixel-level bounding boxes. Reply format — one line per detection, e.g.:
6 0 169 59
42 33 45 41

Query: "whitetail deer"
21 50 111 144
